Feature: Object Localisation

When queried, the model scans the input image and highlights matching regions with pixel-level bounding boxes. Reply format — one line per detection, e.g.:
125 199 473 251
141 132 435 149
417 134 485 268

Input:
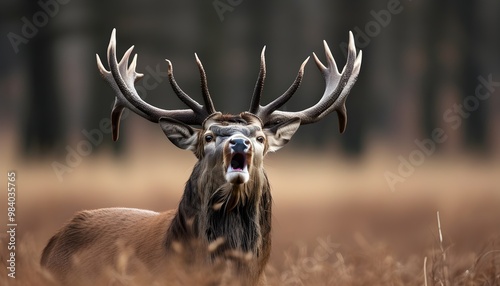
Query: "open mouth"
230 153 246 172
226 152 249 184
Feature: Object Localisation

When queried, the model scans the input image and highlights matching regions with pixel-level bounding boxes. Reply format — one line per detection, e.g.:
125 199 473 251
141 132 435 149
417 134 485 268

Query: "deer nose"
229 138 250 153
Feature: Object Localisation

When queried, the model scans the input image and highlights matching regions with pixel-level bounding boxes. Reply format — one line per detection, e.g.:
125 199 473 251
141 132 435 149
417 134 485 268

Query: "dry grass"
0 138 499 285
1 222 499 285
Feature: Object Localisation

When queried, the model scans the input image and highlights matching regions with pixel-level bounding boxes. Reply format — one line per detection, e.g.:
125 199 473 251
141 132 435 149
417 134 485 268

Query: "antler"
96 29 215 141
250 32 362 133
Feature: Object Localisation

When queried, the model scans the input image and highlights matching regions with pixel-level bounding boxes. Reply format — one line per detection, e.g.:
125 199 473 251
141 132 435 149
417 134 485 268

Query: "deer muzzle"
225 136 252 184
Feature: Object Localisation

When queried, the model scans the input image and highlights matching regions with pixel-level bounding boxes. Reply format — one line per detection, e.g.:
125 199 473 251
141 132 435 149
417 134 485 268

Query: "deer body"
41 29 361 285
41 208 173 278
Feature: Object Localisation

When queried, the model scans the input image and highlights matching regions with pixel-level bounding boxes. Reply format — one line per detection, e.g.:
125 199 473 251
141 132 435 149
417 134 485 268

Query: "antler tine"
249 46 267 114
258 56 309 118
249 47 310 120
316 39 362 132
97 29 209 141
165 59 204 113
262 32 362 133
194 53 216 114
97 30 153 140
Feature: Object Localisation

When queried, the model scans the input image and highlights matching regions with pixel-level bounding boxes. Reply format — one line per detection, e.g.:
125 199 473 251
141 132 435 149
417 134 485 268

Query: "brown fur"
41 208 175 282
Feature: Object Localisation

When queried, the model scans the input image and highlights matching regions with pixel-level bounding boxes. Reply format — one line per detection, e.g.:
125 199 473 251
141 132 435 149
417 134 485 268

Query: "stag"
41 29 361 285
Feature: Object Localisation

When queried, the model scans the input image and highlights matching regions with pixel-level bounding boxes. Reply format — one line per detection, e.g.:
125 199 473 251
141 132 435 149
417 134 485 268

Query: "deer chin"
225 152 250 184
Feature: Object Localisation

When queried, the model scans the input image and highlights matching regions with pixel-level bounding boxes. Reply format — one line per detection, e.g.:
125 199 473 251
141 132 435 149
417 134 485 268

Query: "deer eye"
205 134 214 143
256 136 265 143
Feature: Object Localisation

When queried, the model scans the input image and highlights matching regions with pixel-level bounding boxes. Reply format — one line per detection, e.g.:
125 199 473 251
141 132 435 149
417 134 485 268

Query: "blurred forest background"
1 0 499 158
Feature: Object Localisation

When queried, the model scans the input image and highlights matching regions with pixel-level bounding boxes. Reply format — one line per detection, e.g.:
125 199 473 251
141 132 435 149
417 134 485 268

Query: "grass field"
0 136 499 285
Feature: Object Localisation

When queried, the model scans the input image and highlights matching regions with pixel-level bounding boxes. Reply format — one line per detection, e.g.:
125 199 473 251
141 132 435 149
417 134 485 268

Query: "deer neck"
165 162 272 258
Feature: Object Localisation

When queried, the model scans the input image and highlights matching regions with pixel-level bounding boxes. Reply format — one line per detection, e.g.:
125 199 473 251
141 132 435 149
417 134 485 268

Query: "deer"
41 29 361 285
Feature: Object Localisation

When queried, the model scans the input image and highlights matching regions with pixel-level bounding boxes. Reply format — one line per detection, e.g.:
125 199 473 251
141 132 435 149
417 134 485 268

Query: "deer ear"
264 118 301 152
159 117 199 151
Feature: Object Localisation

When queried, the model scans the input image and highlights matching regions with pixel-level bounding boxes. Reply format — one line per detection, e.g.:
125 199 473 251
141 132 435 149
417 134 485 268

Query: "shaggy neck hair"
165 159 272 263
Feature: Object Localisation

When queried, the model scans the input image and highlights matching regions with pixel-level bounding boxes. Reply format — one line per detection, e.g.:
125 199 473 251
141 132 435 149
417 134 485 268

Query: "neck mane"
165 162 272 260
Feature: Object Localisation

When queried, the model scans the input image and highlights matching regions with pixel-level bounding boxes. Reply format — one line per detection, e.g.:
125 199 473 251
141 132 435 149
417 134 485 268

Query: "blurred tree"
458 2 488 153
421 2 449 149
332 0 371 156
422 2 488 154
86 0 124 154
21 1 66 157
